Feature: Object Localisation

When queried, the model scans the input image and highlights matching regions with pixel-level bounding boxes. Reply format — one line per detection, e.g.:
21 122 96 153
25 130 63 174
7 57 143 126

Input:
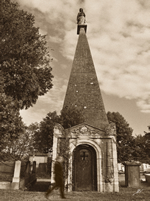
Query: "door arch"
72 144 97 191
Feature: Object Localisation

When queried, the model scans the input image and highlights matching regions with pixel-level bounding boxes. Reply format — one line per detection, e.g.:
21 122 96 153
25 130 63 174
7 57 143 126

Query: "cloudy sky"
17 0 150 135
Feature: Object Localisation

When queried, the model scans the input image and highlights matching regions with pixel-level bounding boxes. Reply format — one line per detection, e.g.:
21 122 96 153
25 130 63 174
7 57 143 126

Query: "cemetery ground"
0 174 150 201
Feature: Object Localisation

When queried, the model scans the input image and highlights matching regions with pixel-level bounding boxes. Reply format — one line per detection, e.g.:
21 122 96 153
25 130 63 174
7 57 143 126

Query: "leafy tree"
0 75 24 160
131 135 150 164
0 0 53 109
144 133 150 163
34 106 84 153
60 106 84 129
34 111 61 153
0 0 53 158
1 124 36 161
107 111 150 164
107 111 133 163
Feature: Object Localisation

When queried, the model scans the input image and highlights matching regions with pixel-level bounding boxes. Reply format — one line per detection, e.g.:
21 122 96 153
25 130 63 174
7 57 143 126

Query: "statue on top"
77 8 86 25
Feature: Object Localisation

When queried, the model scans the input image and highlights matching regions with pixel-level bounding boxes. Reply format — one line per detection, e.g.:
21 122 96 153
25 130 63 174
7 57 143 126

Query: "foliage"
0 79 25 160
0 0 53 109
60 106 84 129
107 111 150 164
107 111 133 163
130 134 150 164
34 106 84 153
0 124 36 161
0 0 53 160
34 111 61 153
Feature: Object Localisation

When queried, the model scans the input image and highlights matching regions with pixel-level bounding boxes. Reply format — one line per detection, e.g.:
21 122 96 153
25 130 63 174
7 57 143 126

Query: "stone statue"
77 8 86 25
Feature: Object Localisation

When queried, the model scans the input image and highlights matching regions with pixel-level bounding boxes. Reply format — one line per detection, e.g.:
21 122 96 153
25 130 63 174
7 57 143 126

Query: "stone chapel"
51 10 119 193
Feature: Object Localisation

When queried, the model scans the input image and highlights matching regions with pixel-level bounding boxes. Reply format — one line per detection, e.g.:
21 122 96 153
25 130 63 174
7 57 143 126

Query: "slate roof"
63 26 108 129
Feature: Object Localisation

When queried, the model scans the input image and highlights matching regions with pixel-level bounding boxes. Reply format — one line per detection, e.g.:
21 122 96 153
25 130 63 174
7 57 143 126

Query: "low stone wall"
0 161 15 173
0 161 15 182
0 160 22 190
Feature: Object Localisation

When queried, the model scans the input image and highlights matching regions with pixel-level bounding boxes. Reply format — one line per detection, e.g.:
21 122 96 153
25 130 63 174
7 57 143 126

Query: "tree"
107 112 150 164
0 0 53 159
0 0 53 109
34 106 84 153
60 106 84 129
107 111 133 163
0 75 24 160
131 135 150 164
1 124 36 161
34 111 61 153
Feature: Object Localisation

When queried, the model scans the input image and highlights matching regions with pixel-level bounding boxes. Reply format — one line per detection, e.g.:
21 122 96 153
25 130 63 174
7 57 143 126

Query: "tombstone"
12 160 21 189
47 155 52 176
24 161 31 188
24 161 37 189
123 161 141 188
29 161 37 187
32 161 36 174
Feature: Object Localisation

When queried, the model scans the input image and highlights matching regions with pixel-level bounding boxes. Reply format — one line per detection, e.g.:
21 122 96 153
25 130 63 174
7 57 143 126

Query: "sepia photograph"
0 0 150 200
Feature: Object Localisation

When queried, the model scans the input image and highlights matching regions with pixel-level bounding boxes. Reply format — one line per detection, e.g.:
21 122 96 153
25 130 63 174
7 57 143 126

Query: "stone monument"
51 9 119 193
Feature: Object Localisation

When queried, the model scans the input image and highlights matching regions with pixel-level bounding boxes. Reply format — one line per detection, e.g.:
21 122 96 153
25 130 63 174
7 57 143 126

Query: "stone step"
0 182 11 189
37 178 50 182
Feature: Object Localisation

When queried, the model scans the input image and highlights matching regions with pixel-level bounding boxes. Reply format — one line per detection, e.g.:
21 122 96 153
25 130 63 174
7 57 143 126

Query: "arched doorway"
72 144 97 191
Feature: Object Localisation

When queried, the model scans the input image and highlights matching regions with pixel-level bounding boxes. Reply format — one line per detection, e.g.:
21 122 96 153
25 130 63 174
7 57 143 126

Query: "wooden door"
73 145 97 191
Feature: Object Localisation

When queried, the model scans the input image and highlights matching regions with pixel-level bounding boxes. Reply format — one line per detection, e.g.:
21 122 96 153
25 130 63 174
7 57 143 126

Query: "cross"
80 151 88 161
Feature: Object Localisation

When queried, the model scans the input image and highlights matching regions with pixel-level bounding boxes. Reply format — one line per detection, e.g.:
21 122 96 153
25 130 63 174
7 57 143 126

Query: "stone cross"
80 151 88 160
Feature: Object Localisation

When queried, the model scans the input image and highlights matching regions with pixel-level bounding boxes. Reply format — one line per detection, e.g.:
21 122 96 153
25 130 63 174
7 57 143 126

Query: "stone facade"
51 123 119 192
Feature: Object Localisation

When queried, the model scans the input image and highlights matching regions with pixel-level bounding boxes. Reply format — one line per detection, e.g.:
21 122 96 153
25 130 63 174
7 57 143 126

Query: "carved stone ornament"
69 124 102 138
105 123 116 136
54 123 65 136
80 126 88 134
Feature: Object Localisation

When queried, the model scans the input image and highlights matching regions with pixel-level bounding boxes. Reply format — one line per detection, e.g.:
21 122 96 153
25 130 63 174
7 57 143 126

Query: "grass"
0 173 149 200
0 187 150 201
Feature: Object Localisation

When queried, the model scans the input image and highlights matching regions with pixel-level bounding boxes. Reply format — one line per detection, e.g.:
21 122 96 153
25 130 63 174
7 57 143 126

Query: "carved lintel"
70 125 101 138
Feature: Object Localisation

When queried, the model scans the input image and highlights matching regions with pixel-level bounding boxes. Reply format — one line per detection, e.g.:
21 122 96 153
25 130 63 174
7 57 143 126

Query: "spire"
63 24 108 129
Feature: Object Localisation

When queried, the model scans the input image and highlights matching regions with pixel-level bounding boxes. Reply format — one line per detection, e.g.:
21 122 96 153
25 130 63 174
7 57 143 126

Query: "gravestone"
123 161 141 188
12 160 21 189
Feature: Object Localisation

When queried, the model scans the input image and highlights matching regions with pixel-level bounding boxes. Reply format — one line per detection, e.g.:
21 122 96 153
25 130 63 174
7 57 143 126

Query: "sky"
16 0 150 136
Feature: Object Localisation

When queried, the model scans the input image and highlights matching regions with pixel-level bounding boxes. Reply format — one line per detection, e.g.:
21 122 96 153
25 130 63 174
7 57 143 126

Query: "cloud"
16 0 150 113
20 77 67 125
137 99 150 113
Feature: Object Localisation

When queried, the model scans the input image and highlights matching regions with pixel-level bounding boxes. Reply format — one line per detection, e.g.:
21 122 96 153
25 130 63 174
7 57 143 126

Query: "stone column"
12 160 21 189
